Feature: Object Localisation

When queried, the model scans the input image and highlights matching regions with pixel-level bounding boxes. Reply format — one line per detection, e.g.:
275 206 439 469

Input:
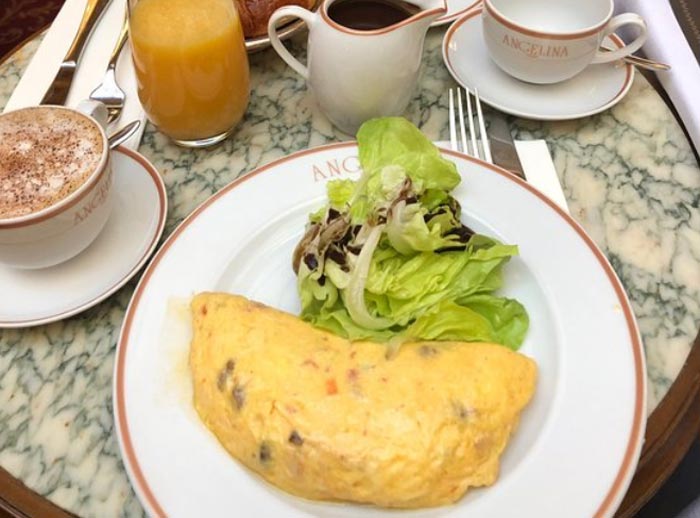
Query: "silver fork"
448 87 492 164
89 12 129 123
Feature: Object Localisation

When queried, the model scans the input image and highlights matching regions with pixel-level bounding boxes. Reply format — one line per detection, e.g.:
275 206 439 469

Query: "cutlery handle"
65 0 113 64
108 11 130 70
623 54 671 72
268 6 315 79
598 46 670 72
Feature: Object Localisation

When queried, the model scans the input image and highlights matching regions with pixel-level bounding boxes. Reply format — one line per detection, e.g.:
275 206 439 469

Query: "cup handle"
591 13 647 64
76 99 109 130
268 6 315 79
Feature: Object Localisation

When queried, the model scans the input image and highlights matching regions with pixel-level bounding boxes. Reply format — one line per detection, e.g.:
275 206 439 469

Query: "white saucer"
0 148 167 328
432 0 480 26
442 8 635 120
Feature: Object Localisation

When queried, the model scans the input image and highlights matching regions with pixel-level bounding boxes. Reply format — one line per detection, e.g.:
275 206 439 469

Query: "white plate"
0 148 167 328
432 0 480 26
114 143 645 518
442 8 635 120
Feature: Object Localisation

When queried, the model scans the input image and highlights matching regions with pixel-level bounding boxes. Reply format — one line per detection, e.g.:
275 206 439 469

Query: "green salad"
292 117 528 350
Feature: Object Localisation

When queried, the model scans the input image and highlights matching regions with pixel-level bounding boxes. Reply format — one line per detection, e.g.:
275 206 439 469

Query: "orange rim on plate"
114 142 645 518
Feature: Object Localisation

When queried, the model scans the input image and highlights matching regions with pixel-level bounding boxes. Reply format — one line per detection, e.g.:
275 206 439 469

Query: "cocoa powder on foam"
0 107 104 219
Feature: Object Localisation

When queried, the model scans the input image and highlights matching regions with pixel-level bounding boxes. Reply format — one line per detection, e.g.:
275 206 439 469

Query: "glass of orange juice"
128 0 250 147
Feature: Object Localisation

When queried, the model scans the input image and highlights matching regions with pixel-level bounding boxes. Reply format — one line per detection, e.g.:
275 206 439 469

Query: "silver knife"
488 116 527 180
41 0 113 105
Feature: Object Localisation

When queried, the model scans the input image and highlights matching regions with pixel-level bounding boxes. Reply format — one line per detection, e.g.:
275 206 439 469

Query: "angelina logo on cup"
0 103 113 269
482 0 647 84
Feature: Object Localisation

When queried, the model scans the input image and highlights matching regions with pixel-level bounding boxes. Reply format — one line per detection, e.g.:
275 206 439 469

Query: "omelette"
190 293 537 508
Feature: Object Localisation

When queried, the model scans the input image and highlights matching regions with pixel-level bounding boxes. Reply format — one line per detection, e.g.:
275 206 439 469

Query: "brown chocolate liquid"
327 0 420 30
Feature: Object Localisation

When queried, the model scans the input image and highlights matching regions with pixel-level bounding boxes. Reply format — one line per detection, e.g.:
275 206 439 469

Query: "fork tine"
465 89 478 159
456 89 469 154
474 88 493 164
448 89 457 151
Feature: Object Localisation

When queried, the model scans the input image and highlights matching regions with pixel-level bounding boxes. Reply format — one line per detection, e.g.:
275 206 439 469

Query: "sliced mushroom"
292 222 320 274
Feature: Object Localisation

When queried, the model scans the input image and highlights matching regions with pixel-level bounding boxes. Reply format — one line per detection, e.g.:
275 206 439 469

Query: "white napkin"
615 0 700 151
680 497 700 518
3 0 145 149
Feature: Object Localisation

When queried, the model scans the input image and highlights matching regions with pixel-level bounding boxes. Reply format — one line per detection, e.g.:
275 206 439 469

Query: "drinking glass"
128 0 250 147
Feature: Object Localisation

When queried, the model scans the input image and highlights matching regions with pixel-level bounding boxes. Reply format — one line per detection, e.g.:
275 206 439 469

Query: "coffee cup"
482 0 647 84
0 101 113 269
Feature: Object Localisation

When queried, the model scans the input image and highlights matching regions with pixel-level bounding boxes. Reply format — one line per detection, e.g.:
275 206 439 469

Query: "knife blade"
41 0 113 105
513 140 570 213
488 116 527 180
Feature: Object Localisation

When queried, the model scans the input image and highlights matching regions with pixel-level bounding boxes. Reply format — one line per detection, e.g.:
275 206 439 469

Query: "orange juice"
129 0 250 144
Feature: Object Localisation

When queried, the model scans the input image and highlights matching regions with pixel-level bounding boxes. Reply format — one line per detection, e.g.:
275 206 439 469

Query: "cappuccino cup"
482 0 647 84
0 101 113 269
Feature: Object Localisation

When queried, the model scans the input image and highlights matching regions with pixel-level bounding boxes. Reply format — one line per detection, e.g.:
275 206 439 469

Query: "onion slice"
344 224 392 330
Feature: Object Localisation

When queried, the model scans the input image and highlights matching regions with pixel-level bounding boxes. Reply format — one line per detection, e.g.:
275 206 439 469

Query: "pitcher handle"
268 6 316 79
591 13 647 64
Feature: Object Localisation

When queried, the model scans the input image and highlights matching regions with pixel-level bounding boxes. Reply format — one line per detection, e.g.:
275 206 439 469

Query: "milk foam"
0 108 104 219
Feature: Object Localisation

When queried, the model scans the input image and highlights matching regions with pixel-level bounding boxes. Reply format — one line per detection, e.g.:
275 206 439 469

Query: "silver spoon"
108 120 141 149
600 46 671 71
623 53 671 72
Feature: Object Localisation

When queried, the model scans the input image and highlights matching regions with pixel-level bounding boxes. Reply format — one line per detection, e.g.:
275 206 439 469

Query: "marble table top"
1 27 699 518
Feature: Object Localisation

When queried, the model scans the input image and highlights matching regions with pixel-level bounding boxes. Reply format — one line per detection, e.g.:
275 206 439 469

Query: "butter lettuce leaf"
357 117 461 193
327 179 355 209
295 117 529 350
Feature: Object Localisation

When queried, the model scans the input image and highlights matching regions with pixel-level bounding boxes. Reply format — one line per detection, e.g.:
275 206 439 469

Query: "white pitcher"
268 0 446 134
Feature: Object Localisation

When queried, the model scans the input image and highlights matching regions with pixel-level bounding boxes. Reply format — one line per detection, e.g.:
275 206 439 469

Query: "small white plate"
432 0 480 26
114 143 645 518
442 8 635 120
0 148 167 328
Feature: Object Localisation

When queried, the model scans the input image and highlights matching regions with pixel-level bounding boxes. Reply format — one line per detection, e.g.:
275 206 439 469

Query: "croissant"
235 0 316 38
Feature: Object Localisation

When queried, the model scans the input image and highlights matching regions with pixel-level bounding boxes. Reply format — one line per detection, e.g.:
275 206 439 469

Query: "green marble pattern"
0 27 699 517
